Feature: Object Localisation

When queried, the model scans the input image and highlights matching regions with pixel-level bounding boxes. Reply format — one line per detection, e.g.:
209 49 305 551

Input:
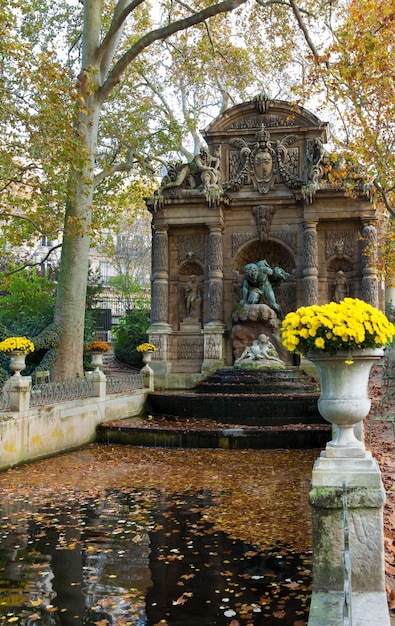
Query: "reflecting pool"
0 445 317 625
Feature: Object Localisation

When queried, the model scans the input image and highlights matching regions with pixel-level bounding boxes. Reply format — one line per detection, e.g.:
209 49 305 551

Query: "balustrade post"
7 376 31 412
92 370 106 399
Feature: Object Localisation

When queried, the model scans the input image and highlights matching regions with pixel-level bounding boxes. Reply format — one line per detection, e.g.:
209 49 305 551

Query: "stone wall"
0 390 146 470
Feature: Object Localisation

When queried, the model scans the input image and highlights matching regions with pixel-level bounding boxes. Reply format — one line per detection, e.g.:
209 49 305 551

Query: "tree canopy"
1 0 395 377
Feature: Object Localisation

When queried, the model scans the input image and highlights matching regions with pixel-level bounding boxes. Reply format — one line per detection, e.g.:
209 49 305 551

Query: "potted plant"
136 343 156 364
0 337 35 376
84 340 110 370
280 298 395 452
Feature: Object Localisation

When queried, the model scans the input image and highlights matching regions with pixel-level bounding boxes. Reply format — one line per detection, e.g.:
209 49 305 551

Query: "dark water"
0 447 314 625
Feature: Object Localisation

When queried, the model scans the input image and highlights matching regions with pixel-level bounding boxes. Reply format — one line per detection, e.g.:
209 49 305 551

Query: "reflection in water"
0 448 314 625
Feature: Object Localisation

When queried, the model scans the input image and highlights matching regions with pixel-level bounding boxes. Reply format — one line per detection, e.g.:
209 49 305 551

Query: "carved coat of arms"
225 124 305 194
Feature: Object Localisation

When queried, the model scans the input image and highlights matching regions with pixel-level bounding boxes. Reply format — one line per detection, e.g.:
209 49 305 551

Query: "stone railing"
0 370 146 412
0 370 149 471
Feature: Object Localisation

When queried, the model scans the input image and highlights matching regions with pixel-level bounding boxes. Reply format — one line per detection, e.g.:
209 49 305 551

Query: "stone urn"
142 351 154 365
8 351 27 377
307 348 383 454
90 352 104 371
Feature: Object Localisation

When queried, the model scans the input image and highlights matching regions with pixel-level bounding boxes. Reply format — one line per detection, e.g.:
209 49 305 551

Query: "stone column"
361 220 379 307
92 369 106 399
149 225 172 374
151 226 170 325
302 220 318 305
7 376 31 412
308 451 390 625
207 224 224 323
202 225 225 371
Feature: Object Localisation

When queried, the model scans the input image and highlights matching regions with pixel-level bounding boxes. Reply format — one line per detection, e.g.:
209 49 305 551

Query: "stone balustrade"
0 370 148 471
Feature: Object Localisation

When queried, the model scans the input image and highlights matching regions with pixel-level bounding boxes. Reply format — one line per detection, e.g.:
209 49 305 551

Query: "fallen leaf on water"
283 581 300 590
172 592 193 606
273 609 286 618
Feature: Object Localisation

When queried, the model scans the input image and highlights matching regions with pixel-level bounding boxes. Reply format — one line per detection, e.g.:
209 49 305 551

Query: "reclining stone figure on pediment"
154 145 223 209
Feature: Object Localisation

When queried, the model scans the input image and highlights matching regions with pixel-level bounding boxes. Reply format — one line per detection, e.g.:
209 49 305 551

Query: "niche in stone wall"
232 238 296 316
178 261 204 327
327 257 354 302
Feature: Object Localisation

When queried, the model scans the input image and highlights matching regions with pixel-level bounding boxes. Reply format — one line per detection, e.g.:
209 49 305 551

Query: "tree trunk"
51 0 249 380
52 102 99 380
52 0 102 380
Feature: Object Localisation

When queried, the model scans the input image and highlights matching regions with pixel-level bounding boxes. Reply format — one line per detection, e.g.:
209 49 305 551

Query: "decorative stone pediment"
205 96 327 132
224 125 305 194
203 96 330 203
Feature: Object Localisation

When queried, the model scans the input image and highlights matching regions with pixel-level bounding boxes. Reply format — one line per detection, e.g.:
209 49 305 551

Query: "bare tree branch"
98 0 248 103
3 243 62 277
288 0 320 59
374 180 395 219
94 147 155 185
96 0 146 81
0 163 39 194
0 212 45 232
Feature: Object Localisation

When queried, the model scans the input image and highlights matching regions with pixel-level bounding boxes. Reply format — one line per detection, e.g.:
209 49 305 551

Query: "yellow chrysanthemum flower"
280 298 395 356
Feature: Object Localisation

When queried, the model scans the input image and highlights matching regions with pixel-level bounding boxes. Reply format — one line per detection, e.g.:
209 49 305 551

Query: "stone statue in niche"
333 270 349 302
184 275 202 321
234 333 285 369
158 146 222 195
240 260 291 320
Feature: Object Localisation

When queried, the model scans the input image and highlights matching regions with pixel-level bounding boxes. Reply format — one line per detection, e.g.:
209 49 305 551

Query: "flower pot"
307 348 383 453
90 352 104 371
8 351 27 377
142 351 153 364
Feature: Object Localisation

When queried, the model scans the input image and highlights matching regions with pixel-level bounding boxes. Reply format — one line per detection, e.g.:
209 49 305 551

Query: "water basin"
0 445 317 625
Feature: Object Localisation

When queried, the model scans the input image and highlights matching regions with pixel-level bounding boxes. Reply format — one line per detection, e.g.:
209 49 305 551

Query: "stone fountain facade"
146 97 382 387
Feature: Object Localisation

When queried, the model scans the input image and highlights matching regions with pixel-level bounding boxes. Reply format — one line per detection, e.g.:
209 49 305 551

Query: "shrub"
113 309 150 368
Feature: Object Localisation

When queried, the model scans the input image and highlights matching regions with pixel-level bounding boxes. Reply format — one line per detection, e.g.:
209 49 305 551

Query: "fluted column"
203 224 225 373
361 220 379 307
151 226 169 324
149 225 172 374
207 224 224 323
302 220 319 305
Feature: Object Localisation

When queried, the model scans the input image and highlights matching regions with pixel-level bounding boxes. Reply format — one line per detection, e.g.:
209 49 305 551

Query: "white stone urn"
307 348 383 454
9 351 27 377
142 351 154 365
90 352 104 371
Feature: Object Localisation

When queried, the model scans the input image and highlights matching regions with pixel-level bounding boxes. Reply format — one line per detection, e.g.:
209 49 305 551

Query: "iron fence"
106 373 144 393
0 373 145 411
93 295 151 319
30 379 94 407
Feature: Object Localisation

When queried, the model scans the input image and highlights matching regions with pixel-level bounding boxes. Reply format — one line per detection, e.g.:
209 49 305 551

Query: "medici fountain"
100 95 382 450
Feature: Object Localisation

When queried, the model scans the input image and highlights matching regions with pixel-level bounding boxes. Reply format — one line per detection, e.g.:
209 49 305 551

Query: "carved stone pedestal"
308 451 390 626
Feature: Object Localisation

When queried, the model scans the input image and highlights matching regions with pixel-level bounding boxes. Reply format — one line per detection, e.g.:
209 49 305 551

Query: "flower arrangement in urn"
281 298 395 358
136 343 156 353
84 340 110 353
0 336 35 354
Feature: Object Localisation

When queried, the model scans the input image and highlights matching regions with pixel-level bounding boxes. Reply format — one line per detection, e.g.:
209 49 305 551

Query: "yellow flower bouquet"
0 336 35 354
84 340 110 353
281 298 395 356
136 343 156 353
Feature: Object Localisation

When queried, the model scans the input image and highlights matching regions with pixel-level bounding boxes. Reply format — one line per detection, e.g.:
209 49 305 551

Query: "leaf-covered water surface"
0 445 316 625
